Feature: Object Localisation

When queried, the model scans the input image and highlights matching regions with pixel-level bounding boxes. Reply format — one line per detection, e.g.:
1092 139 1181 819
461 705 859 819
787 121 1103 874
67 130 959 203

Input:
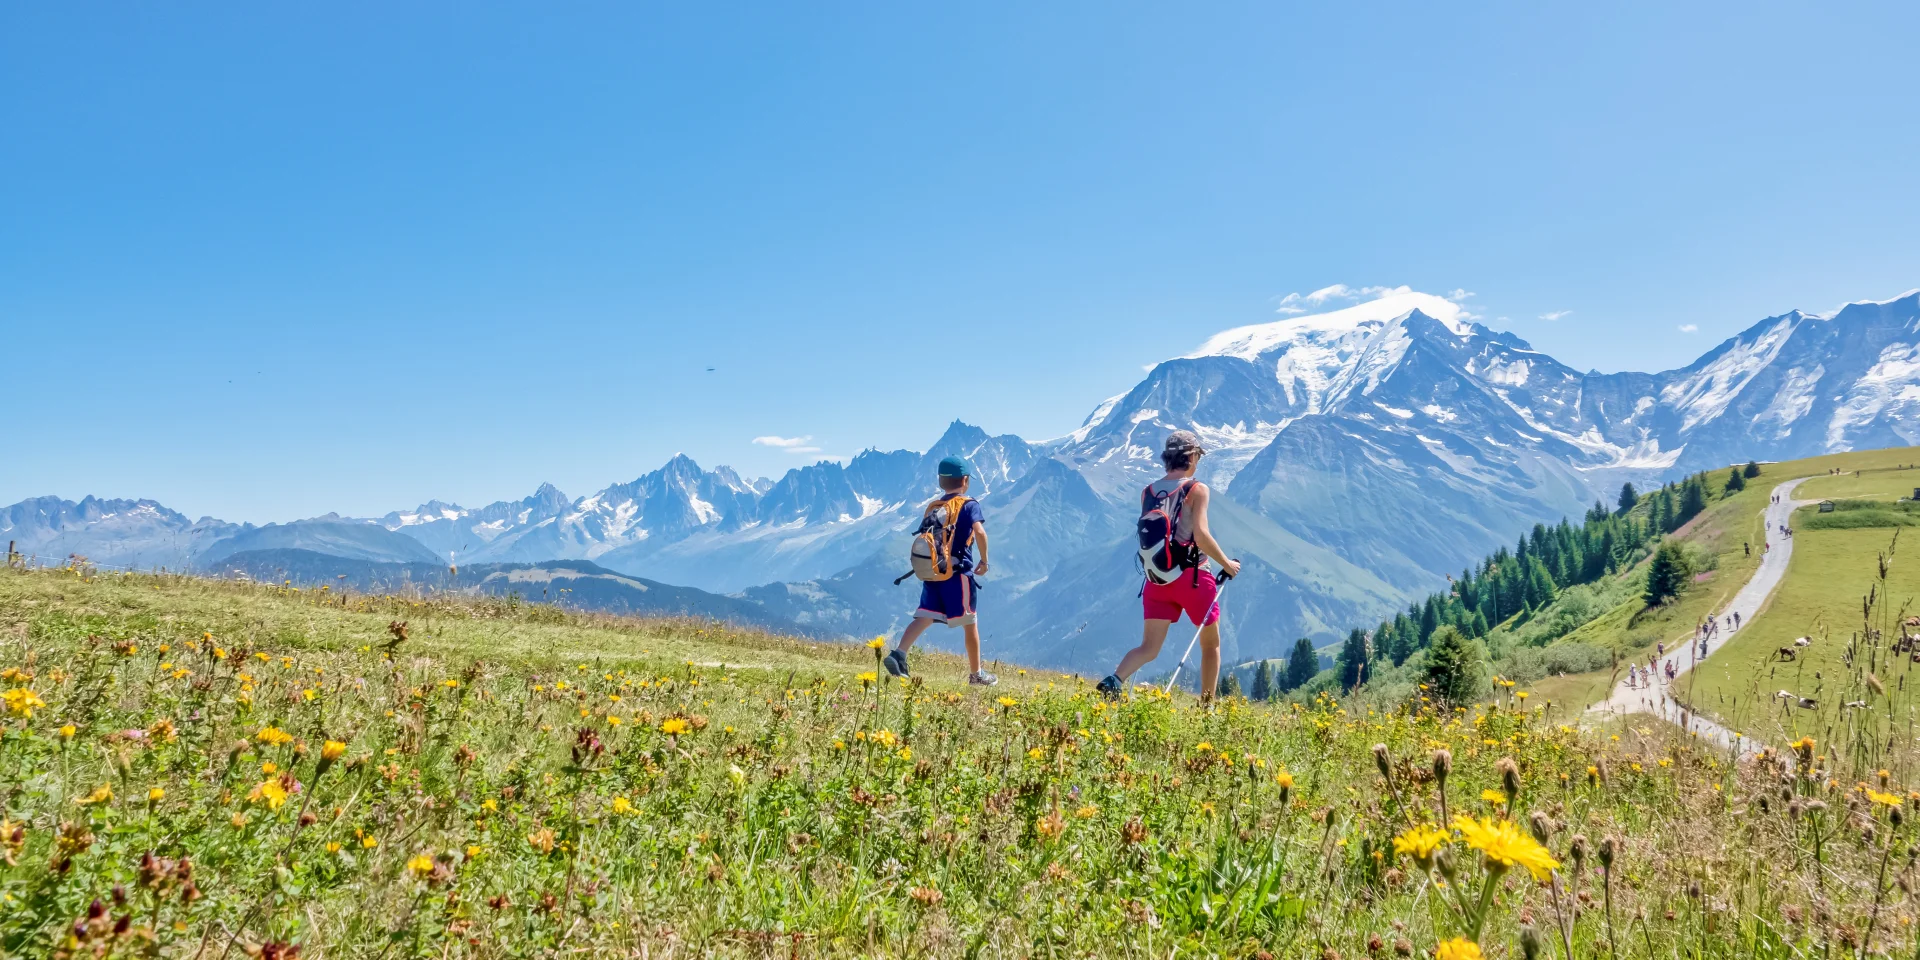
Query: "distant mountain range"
10 288 1919 671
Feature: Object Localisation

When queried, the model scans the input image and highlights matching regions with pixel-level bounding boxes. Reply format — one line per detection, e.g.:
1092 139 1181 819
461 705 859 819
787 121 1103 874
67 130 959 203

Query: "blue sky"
6 3 1919 523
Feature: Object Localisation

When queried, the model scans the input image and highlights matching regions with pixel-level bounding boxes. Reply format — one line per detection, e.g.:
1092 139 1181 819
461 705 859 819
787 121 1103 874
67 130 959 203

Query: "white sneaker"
967 671 998 687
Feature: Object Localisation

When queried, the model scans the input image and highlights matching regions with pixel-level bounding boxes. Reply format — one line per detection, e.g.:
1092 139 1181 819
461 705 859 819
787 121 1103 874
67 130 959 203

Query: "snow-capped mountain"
12 288 1920 672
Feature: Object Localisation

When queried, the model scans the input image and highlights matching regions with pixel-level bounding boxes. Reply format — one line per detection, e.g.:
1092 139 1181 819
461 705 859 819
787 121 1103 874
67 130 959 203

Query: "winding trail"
1587 477 1814 756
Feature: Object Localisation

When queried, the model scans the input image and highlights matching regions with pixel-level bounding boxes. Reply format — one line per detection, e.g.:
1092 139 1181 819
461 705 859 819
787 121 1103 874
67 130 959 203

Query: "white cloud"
1446 289 1475 302
753 435 823 454
1678 323 1699 333
1272 283 1414 315
1538 310 1572 321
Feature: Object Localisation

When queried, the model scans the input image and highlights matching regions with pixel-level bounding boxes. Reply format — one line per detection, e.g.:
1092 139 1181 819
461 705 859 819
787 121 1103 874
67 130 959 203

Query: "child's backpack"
1138 480 1200 585
905 496 974 582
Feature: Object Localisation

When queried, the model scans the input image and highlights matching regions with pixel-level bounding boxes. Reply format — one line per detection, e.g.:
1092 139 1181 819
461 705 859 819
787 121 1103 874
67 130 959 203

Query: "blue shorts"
914 575 979 627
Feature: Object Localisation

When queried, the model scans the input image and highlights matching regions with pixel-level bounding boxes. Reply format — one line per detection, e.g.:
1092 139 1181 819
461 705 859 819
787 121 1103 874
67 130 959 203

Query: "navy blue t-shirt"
932 494 985 572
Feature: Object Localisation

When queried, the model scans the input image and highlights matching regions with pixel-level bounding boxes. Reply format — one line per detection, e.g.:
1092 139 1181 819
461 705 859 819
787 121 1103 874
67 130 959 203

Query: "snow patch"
1376 403 1414 419
1753 365 1823 439
1660 316 1799 431
1827 342 1920 450
1185 290 1470 361
1421 404 1459 423
688 495 718 525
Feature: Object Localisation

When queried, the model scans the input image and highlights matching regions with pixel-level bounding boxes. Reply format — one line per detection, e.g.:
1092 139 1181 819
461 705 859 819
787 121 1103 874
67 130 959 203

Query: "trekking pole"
1164 561 1236 696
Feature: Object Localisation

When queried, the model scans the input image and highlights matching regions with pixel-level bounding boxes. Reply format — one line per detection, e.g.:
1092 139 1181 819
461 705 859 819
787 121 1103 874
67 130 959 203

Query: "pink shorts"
1143 568 1219 626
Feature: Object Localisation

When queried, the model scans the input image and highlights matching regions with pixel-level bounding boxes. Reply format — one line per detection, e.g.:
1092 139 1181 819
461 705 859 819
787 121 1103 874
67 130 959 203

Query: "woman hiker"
1096 431 1241 701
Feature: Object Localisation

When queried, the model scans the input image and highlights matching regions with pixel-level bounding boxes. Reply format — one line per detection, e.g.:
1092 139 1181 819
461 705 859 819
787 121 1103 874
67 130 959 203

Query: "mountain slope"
213 549 815 635
14 288 1920 673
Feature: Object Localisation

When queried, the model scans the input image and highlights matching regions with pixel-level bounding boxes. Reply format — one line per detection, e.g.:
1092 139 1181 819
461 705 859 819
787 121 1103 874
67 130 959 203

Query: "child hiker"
1097 431 1240 701
883 456 997 686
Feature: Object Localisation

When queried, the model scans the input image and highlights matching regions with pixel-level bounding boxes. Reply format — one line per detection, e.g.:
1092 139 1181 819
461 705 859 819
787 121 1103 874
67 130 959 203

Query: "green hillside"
4 562 1916 956
1685 456 1920 757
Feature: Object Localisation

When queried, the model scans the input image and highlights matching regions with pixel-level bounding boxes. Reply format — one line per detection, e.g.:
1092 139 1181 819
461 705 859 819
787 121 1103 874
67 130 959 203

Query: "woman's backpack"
905 496 973 582
1137 480 1200 585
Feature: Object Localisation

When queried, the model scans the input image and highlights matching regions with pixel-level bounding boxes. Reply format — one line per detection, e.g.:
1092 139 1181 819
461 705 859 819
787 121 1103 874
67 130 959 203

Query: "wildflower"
1391 824 1450 868
1194 741 1214 753
1867 789 1903 809
1436 938 1486 960
256 726 294 746
610 796 635 815
1481 789 1508 806
1034 809 1066 843
1074 804 1098 819
407 854 434 878
250 779 289 810
75 784 113 806
2 688 45 718
1028 747 1046 760
466 844 482 858
147 787 165 802
362 835 378 849
528 828 556 854
997 696 1018 707
1452 814 1560 880
866 637 887 650
325 842 342 853
661 718 691 736
58 724 76 739
856 671 878 685
897 747 912 762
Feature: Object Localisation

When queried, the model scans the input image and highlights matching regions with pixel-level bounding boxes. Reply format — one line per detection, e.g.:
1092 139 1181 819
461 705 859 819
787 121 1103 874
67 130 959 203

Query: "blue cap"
937 456 972 478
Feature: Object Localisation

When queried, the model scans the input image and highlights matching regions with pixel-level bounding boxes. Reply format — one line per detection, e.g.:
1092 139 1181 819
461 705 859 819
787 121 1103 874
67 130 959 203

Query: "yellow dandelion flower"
74 784 113 805
1194 742 1214 753
58 724 76 739
147 787 165 802
997 696 1018 707
1436 939 1485 960
1452 814 1560 880
661 718 691 736
867 636 887 650
256 726 293 746
250 778 290 810
1391 824 1450 864
1481 789 1507 805
325 842 342 853
610 796 634 815
2 688 46 718
1027 747 1046 760
1274 770 1295 789
407 854 434 877
856 671 878 684
321 740 347 762
362 835 379 849
466 844 482 858
1867 789 1903 808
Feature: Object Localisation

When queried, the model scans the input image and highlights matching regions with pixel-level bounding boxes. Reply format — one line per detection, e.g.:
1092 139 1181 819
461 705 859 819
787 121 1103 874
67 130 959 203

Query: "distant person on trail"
883 456 997 687
1096 431 1241 701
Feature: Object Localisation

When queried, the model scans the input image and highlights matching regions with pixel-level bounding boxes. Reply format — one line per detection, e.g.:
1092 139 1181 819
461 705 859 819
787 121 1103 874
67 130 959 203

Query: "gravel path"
1587 476 1813 756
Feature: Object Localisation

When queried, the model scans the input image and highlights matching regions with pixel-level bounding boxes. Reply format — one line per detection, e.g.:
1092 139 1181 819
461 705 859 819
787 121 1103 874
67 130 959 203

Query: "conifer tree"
1617 482 1640 514
1284 637 1318 691
1216 672 1242 699
1424 626 1485 706
1644 540 1691 606
1336 628 1369 691
1390 614 1417 665
1251 659 1275 701
1725 466 1746 494
1743 460 1761 479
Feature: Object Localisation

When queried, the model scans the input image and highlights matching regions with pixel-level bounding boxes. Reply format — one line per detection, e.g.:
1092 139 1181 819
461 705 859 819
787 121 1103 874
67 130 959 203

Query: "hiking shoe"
883 648 910 679
1096 674 1123 700
967 670 998 687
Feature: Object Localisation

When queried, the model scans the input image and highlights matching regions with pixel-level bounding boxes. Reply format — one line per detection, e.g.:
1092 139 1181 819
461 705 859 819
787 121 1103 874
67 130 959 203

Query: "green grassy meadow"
6 562 1920 957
